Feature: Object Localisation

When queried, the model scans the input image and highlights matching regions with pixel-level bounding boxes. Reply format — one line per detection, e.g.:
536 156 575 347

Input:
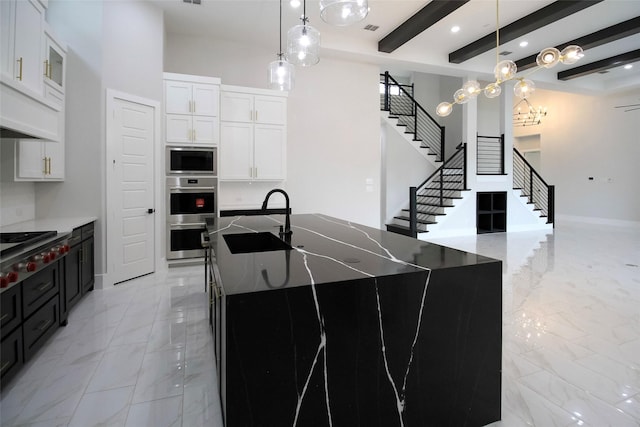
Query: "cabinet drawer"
81 223 94 239
0 325 24 387
23 296 58 361
0 284 22 340
22 262 58 318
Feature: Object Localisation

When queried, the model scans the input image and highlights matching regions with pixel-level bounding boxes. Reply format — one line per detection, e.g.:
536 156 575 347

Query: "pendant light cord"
495 0 499 68
278 0 283 57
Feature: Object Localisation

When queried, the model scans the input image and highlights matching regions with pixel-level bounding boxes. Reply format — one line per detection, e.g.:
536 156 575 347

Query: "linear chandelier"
269 0 295 91
436 0 584 118
513 98 547 127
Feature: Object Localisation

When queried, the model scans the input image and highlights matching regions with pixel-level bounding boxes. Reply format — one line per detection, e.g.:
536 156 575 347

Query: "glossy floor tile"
1 220 638 426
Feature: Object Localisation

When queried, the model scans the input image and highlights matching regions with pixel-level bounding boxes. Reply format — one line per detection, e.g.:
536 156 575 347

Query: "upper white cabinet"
1 0 45 96
219 85 287 181
43 24 65 97
15 139 64 181
1 0 65 144
221 91 286 125
164 73 220 146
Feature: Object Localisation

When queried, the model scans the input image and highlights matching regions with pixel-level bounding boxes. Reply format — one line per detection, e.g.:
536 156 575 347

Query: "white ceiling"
150 0 640 95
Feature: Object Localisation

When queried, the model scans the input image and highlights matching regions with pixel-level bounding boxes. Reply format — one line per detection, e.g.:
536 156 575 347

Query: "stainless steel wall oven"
166 146 217 176
166 177 216 260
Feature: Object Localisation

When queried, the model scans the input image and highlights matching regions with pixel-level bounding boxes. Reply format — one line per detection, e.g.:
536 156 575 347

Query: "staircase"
381 72 554 238
380 72 445 162
386 144 468 236
513 147 555 224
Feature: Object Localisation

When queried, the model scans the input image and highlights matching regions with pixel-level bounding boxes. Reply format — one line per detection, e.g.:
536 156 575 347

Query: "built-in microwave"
166 146 217 175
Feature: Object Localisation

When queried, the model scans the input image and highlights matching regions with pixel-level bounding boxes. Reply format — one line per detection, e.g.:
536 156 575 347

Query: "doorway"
106 90 160 285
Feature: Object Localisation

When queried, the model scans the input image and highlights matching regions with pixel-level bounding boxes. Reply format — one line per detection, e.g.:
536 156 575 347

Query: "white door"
107 93 156 285
220 122 253 180
192 83 219 116
254 125 285 180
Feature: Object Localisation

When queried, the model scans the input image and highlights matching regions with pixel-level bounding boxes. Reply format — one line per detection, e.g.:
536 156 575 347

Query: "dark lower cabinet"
1 221 95 390
0 326 23 386
23 296 59 361
62 222 95 320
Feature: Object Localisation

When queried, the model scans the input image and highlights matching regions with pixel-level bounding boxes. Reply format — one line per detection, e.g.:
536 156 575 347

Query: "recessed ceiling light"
290 0 301 8
624 64 633 70
451 25 460 33
519 41 528 48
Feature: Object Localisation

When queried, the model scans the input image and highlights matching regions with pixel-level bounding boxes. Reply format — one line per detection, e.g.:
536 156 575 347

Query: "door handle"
147 208 155 214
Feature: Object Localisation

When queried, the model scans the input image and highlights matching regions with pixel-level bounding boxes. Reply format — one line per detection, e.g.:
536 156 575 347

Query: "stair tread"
385 224 417 236
394 215 437 225
401 209 445 216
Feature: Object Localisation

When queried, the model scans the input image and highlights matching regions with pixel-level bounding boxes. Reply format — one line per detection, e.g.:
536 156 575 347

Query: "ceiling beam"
557 49 640 80
515 16 640 72
448 0 604 64
378 0 470 54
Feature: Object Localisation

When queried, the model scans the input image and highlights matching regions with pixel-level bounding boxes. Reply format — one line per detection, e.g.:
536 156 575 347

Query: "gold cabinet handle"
17 57 23 81
44 60 49 77
47 157 52 175
255 110 258 122
43 157 48 174
36 319 53 332
36 281 52 292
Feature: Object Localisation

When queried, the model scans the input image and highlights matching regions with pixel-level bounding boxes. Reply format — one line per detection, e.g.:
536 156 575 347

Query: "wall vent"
364 24 379 31
183 0 201 4
499 50 512 56
598 70 610 74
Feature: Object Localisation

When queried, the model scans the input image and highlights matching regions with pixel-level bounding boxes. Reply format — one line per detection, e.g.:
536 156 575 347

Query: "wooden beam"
449 0 604 64
557 49 640 80
515 16 640 72
378 0 470 54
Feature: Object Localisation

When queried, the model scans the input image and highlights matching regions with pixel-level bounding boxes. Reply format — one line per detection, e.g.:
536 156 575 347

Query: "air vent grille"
183 0 201 4
364 24 379 31
499 50 512 56
598 70 610 74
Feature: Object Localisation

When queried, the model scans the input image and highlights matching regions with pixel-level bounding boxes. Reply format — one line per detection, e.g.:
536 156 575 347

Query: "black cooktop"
0 231 57 257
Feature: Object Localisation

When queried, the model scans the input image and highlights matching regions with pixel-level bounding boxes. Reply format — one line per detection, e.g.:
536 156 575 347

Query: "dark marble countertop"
205 213 499 296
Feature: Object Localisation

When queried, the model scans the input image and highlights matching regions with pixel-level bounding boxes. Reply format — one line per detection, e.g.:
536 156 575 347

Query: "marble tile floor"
1 219 638 426
1 265 223 427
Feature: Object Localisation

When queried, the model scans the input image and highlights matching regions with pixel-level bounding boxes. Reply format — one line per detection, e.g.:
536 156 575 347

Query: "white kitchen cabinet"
221 91 286 125
15 139 64 181
220 123 286 181
219 86 287 181
164 73 220 146
0 0 45 97
165 114 218 145
43 25 65 98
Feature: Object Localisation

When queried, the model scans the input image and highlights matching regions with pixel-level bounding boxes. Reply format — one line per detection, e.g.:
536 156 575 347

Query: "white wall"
0 142 35 226
514 88 640 222
36 0 165 280
383 120 435 223
165 35 382 228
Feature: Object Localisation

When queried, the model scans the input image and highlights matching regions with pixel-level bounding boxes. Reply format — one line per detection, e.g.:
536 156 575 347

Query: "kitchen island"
205 213 502 427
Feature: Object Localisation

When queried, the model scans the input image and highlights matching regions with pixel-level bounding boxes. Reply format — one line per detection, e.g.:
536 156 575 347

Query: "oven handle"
168 187 215 191
169 223 206 227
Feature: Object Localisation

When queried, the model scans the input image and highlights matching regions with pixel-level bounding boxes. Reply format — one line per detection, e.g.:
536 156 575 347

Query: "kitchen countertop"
0 217 98 235
205 213 498 296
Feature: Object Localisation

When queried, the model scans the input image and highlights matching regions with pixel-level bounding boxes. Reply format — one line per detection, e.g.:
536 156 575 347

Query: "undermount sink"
223 232 292 254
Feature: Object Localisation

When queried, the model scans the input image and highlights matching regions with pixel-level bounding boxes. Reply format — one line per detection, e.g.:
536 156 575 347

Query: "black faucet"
261 189 292 240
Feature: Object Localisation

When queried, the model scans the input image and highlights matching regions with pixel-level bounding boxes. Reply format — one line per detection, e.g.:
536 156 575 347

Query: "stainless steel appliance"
166 146 217 176
167 176 216 260
0 231 70 288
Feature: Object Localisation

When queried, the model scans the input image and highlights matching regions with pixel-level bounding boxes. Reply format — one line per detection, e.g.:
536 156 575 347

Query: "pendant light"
269 0 294 91
319 0 369 26
436 0 584 117
286 0 320 67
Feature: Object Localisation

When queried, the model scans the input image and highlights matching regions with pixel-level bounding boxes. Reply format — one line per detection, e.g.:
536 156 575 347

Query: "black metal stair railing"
477 134 505 175
407 143 467 237
513 148 555 224
380 71 445 162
